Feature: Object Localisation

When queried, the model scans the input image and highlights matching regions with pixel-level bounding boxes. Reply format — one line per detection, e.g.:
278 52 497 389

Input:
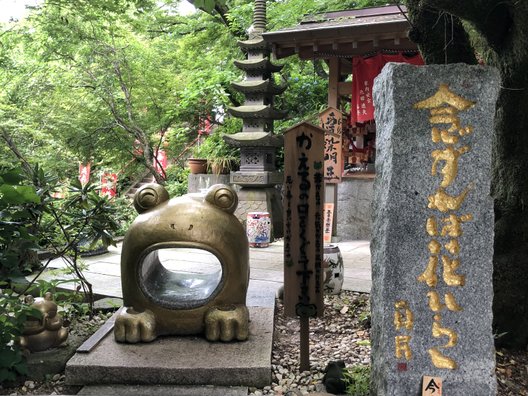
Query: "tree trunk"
405 0 528 349
489 6 528 349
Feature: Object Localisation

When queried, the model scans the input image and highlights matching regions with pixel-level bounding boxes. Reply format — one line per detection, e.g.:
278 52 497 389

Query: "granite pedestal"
65 306 273 388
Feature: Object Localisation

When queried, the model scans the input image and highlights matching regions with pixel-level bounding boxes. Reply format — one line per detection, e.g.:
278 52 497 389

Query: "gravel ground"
248 291 372 396
1 292 526 395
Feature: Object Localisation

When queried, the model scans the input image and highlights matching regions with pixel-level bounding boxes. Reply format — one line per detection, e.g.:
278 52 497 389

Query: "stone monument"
371 63 500 395
225 0 286 238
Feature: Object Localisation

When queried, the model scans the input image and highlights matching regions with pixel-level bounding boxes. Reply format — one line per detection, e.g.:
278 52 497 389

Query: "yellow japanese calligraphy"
441 214 473 237
394 300 414 331
417 256 438 287
414 84 475 112
427 291 463 312
428 347 457 370
428 186 472 212
441 255 466 286
431 145 470 187
444 239 461 255
395 335 412 360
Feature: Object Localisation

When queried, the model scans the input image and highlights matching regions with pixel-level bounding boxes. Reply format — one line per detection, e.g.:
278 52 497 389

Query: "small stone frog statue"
19 292 69 353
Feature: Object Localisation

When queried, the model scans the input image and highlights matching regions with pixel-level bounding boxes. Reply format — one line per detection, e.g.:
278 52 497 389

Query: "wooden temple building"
262 5 420 239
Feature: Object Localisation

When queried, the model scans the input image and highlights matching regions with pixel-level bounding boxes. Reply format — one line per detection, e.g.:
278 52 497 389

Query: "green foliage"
25 278 91 322
343 365 370 396
111 196 137 237
201 132 239 167
0 167 41 278
0 283 42 383
164 165 190 197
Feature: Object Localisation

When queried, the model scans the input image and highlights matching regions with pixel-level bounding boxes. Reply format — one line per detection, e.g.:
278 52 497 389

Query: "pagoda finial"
251 0 266 36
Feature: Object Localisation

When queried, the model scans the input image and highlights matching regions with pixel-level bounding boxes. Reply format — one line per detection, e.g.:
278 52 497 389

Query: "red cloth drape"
351 53 424 124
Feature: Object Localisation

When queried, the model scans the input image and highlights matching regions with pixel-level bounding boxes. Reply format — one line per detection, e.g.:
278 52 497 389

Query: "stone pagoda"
225 0 286 238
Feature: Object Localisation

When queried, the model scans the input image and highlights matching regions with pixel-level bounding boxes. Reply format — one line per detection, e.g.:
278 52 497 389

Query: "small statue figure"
19 292 69 353
114 184 250 343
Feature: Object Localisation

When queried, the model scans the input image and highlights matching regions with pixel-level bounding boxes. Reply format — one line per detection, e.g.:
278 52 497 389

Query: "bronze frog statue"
114 184 250 343
19 292 69 353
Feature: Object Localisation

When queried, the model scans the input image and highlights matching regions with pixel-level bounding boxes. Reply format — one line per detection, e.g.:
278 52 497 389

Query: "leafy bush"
343 365 370 396
0 283 42 383
0 167 41 278
110 196 136 237
165 165 189 197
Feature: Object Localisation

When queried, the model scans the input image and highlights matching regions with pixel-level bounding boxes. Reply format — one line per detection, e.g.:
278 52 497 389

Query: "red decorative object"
397 362 408 372
101 173 118 198
154 149 167 176
351 52 423 124
78 163 91 186
198 116 212 135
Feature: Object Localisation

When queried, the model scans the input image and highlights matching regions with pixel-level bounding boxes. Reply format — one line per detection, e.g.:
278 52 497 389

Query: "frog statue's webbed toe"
204 304 249 342
114 308 157 343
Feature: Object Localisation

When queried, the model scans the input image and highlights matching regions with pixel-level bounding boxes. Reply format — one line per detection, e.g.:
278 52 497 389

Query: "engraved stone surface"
370 63 500 396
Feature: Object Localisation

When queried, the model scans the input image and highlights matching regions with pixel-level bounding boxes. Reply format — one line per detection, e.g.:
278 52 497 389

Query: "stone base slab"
65 307 273 388
77 385 248 396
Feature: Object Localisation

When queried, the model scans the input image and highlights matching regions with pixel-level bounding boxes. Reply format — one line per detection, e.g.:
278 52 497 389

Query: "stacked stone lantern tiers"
225 0 286 238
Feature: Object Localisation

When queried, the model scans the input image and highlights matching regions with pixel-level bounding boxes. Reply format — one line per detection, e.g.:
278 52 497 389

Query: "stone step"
77 385 248 396
65 306 274 388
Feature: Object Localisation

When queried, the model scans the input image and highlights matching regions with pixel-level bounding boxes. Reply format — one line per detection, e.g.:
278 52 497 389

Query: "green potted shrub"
202 133 240 175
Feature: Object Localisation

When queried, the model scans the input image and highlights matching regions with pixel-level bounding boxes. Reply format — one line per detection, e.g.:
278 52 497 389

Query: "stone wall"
336 177 374 240
187 174 231 193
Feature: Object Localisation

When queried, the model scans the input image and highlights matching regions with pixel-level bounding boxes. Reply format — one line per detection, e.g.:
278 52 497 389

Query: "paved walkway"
33 240 372 302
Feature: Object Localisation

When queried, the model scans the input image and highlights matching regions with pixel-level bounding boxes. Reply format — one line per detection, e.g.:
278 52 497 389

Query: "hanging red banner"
351 53 423 124
154 149 168 176
198 116 212 135
101 173 118 198
79 163 91 186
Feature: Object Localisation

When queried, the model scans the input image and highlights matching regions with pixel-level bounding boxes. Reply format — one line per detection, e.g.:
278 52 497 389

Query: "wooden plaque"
319 107 343 184
283 122 325 318
323 203 334 244
422 376 442 396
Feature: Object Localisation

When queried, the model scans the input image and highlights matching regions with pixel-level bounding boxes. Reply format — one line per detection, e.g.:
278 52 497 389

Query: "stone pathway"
33 240 372 301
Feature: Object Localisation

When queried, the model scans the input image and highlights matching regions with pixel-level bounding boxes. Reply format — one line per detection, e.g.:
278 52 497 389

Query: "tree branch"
415 0 513 52
0 128 34 177
406 0 478 64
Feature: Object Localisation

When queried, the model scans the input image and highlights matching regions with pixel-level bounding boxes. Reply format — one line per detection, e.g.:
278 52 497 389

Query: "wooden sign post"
319 107 343 183
283 122 325 372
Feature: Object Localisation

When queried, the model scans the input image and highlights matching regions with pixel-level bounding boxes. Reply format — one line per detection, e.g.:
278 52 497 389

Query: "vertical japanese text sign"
79 162 91 186
371 63 499 396
319 107 343 183
283 122 325 318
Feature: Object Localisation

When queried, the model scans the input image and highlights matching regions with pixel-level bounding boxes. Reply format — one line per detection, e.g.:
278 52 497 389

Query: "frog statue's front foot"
114 308 157 343
205 304 249 342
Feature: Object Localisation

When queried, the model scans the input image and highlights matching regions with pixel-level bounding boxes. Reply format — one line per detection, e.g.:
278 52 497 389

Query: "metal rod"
299 316 310 372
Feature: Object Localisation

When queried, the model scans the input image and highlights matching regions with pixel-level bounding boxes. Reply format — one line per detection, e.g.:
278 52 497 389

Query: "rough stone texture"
25 333 87 380
336 178 374 240
65 307 273 388
371 63 500 396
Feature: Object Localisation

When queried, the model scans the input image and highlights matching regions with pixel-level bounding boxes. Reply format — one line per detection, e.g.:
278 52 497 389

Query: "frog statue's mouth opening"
138 246 224 310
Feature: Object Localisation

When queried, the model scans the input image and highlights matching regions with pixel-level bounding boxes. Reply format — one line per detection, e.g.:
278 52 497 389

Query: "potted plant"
188 141 209 174
205 133 240 175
